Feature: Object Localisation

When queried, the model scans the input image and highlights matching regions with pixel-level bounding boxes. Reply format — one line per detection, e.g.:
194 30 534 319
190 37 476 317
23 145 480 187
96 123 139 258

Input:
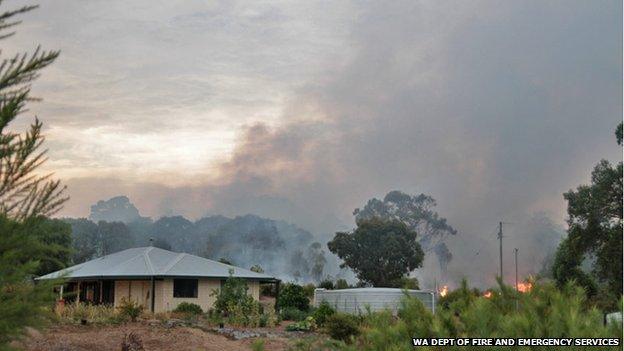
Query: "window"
173 279 198 298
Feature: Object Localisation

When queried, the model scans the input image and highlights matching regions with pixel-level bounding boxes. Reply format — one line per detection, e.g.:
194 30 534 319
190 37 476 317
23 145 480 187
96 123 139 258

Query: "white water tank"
313 287 436 315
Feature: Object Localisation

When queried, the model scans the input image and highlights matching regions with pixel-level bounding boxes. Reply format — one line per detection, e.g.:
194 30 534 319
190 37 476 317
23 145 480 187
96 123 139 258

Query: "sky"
4 0 622 284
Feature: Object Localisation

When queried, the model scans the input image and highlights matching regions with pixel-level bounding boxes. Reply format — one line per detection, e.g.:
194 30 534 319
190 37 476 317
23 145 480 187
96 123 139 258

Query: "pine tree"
0 3 69 348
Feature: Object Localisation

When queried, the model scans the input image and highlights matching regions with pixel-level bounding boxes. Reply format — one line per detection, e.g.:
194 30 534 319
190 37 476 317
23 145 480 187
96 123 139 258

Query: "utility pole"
514 248 519 291
514 247 519 311
498 222 503 282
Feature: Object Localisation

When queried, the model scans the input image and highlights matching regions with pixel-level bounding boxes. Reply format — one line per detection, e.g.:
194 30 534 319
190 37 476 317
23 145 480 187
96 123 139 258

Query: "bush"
317 280 335 290
58 301 119 324
277 283 310 311
302 283 316 297
280 306 309 321
312 301 335 326
325 313 360 342
117 298 144 322
173 302 203 315
212 270 255 315
335 279 350 290
349 280 623 350
285 316 317 332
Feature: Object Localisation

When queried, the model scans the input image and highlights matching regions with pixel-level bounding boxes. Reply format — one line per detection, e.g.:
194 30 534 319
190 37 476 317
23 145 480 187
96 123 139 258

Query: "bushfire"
439 285 448 297
517 281 532 293
483 291 493 298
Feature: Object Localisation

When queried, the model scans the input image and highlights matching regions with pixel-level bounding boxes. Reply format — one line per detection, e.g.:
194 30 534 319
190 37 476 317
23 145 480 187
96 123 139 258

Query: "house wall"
113 280 151 308
114 278 261 313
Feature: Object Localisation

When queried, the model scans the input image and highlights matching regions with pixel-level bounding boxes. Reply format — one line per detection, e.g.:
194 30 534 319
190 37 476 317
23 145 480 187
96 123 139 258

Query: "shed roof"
37 246 276 281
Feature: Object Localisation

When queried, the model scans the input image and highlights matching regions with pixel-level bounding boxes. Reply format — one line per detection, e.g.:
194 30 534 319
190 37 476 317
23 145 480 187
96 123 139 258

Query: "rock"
164 318 187 328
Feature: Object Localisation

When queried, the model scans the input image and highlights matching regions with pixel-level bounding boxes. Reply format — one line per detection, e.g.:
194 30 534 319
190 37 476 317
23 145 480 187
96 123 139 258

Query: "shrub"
335 279 350 290
173 302 203 315
325 313 360 342
212 270 255 315
251 338 265 351
58 301 119 324
312 301 335 326
117 298 144 322
280 306 309 321
317 280 335 290
302 283 316 297
349 280 623 350
285 316 317 332
226 299 263 327
277 283 310 311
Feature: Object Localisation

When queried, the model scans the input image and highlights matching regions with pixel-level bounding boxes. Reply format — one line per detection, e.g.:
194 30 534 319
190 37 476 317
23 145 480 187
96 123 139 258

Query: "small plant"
285 316 317 332
277 283 310 311
280 306 308 321
173 302 203 315
312 301 335 326
250 338 265 351
117 298 144 322
324 313 360 342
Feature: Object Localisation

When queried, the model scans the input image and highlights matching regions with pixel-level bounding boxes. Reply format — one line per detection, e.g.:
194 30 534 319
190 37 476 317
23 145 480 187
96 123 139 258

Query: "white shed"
313 287 436 315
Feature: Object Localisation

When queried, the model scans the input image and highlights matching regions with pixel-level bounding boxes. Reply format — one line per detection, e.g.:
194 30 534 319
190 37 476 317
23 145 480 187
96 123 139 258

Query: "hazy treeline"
64 196 330 282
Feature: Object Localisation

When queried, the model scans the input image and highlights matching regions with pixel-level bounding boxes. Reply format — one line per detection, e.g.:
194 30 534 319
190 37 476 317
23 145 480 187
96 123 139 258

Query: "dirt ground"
20 323 294 351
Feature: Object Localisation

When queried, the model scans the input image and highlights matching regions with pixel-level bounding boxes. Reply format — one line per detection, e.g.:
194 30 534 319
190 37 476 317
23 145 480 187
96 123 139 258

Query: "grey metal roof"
37 246 276 281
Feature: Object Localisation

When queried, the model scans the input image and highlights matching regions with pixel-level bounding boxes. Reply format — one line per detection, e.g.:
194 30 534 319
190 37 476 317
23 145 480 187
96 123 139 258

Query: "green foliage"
437 278 481 313
0 5 69 347
286 316 317 332
302 283 316 297
0 215 71 346
172 302 203 315
251 338 266 351
318 280 334 290
324 313 360 342
553 124 623 308
210 271 274 327
334 279 350 290
117 298 143 322
353 191 456 273
280 306 309 321
328 218 424 287
343 281 622 351
312 301 336 327
212 271 254 314
277 283 310 311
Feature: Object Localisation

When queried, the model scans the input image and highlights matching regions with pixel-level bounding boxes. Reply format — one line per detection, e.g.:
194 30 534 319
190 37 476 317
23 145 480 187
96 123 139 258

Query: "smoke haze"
7 1 621 287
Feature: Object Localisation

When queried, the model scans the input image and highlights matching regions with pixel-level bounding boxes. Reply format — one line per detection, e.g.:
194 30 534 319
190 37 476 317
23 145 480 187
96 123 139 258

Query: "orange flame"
483 291 493 298
517 282 532 293
439 285 448 297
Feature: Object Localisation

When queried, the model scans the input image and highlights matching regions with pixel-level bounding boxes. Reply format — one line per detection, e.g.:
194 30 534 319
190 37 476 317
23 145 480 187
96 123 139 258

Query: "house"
37 246 279 313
